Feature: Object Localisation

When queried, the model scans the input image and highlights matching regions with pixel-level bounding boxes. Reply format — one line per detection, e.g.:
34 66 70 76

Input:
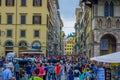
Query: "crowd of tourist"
0 54 119 80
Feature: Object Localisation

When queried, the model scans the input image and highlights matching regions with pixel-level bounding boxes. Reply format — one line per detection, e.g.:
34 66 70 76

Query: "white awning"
90 51 120 63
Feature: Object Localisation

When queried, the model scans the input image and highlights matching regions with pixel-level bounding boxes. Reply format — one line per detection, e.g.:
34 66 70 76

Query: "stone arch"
98 32 118 43
18 40 27 47
100 33 117 55
18 40 28 52
32 41 41 49
4 40 14 55
4 40 14 46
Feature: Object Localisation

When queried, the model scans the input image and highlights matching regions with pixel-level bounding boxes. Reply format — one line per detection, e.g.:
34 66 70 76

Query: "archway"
32 41 41 50
5 41 14 55
19 41 27 52
100 34 116 55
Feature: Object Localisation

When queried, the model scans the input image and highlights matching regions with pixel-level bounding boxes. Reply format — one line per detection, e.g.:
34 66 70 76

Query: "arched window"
116 19 120 28
110 1 114 17
32 41 41 49
106 18 111 28
5 41 13 46
104 1 109 17
19 41 27 47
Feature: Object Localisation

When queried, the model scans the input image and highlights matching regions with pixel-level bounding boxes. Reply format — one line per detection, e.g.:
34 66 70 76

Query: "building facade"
60 31 65 55
47 0 63 56
0 0 63 56
64 34 75 55
75 3 92 57
80 0 120 57
92 0 120 56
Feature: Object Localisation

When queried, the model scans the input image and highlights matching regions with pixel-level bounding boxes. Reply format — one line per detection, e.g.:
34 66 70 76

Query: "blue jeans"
56 74 61 80
26 74 31 80
48 73 56 80
15 71 19 80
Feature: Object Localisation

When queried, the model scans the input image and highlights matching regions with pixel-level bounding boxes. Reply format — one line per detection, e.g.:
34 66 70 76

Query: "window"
7 15 12 24
110 1 114 17
7 30 12 37
21 15 26 24
34 30 39 37
6 0 14 6
20 30 26 37
0 0 1 6
19 41 27 46
33 0 42 6
104 1 114 17
116 19 120 28
33 16 41 24
104 1 109 17
32 42 41 49
21 0 26 6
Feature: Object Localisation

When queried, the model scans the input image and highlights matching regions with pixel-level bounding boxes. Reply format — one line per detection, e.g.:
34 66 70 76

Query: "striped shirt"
97 68 105 80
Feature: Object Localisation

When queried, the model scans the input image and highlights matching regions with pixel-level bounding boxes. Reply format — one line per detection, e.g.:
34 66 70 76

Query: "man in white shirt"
2 63 15 80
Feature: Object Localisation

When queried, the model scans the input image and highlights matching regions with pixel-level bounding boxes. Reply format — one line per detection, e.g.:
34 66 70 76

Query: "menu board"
105 68 111 80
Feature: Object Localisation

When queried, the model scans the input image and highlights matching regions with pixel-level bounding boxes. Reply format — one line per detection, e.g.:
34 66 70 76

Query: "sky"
59 0 79 36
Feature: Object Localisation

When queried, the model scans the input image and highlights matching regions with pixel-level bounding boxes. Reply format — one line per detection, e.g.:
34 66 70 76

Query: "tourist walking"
14 62 20 80
2 63 15 80
55 62 61 80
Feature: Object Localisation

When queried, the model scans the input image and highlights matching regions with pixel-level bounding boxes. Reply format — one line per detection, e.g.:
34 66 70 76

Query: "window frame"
7 29 12 37
20 30 26 37
0 0 1 6
6 0 14 6
104 1 109 17
33 15 41 24
34 30 40 37
21 0 26 6
110 1 114 17
33 0 42 6
7 14 12 24
21 15 26 24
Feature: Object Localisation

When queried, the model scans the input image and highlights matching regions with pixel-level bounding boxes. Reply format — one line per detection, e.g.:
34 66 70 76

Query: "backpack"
74 70 80 77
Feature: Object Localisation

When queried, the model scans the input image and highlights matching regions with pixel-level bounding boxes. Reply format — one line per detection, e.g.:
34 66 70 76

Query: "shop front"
19 49 44 57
